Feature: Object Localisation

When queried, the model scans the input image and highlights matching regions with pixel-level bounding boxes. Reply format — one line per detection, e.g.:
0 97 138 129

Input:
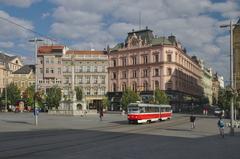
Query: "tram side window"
160 107 166 112
145 107 159 113
139 107 145 113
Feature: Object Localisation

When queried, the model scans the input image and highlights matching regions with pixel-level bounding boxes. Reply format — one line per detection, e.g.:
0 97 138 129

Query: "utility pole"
29 38 43 126
220 20 240 136
4 55 8 112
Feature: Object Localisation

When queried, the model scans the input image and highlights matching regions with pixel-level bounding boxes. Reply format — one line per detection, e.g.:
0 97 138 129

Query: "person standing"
99 106 103 121
218 117 225 138
190 114 196 129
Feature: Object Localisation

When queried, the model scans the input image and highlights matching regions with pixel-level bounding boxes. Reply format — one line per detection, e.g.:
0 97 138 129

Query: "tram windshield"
128 107 139 113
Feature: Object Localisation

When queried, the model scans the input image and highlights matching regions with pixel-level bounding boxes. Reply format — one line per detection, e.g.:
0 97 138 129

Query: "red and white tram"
127 103 172 124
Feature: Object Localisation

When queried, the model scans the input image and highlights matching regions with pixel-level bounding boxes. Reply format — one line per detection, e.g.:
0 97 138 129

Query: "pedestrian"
99 107 103 121
203 109 206 115
217 117 225 138
190 114 196 129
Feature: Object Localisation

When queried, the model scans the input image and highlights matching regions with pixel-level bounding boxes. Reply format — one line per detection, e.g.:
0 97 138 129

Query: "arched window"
155 81 159 90
143 81 148 91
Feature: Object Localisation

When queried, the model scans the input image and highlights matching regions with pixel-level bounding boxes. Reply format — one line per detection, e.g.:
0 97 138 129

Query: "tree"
154 88 169 104
22 85 35 107
102 96 110 110
218 87 231 110
1 83 21 106
75 86 83 101
121 87 140 110
45 86 61 109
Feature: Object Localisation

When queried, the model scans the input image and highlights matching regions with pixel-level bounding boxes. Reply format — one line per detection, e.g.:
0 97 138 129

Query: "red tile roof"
38 45 65 54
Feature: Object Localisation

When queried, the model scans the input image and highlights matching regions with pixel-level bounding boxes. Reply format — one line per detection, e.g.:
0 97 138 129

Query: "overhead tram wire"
0 16 58 44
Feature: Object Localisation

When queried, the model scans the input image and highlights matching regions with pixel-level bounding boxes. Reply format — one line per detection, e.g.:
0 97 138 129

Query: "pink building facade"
108 28 203 110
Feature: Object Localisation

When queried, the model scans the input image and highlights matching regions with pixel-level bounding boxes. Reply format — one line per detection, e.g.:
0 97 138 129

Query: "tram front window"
128 107 139 114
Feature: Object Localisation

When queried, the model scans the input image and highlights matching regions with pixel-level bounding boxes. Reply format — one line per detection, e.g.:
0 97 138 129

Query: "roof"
13 65 35 74
111 28 178 52
125 28 154 45
66 50 107 55
0 52 20 70
38 45 65 54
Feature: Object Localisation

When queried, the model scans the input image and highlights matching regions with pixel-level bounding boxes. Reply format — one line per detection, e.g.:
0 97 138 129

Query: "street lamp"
29 38 43 126
220 20 240 135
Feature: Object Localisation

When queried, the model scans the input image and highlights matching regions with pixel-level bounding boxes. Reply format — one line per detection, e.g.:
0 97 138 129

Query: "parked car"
214 108 222 116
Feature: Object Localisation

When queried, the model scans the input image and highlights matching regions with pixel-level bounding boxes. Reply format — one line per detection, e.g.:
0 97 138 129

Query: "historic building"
37 45 108 110
108 27 203 110
0 52 23 93
198 60 213 105
12 65 35 95
212 73 221 105
233 18 240 90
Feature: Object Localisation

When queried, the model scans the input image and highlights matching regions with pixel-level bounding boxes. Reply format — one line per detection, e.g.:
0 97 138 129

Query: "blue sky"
0 0 240 82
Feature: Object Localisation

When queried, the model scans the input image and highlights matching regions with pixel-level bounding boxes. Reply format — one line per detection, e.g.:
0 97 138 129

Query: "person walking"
99 106 103 121
218 117 225 138
190 114 196 129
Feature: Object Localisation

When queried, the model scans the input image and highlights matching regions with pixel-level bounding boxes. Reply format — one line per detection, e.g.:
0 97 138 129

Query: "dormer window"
16 60 18 64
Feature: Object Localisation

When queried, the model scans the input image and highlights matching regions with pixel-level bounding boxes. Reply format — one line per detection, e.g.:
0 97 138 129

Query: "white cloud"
41 12 50 19
48 0 240 80
0 0 40 8
0 10 34 40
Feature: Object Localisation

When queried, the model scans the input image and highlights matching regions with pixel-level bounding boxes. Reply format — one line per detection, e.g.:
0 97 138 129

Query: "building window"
58 68 61 74
40 68 43 74
167 54 172 62
94 76 98 84
86 76 90 84
50 68 54 74
86 88 91 95
101 76 104 84
122 82 127 91
58 58 61 64
87 66 90 72
113 59 117 67
113 83 117 92
94 66 97 72
143 69 148 77
113 72 117 79
143 81 148 91
132 82 137 92
167 81 172 90
155 81 159 89
122 71 127 79
155 68 159 76
51 58 54 64
167 68 172 75
143 55 148 64
122 58 127 66
46 58 49 64
154 54 159 63
132 56 137 65
132 70 137 78
46 68 49 73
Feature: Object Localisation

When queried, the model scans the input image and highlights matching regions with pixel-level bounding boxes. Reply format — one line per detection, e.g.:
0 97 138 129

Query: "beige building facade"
0 52 23 93
37 45 108 110
233 19 240 90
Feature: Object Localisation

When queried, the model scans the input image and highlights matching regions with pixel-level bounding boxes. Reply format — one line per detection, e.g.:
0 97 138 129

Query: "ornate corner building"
108 27 204 111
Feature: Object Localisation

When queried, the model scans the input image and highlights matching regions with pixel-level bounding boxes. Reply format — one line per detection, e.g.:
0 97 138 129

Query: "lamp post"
29 38 43 126
220 20 240 135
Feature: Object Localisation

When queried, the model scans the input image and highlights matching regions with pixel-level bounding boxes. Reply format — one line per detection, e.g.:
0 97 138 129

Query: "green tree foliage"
218 88 231 110
1 83 21 106
22 85 35 107
121 87 140 110
75 86 83 101
154 88 169 104
102 96 110 110
45 86 61 109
